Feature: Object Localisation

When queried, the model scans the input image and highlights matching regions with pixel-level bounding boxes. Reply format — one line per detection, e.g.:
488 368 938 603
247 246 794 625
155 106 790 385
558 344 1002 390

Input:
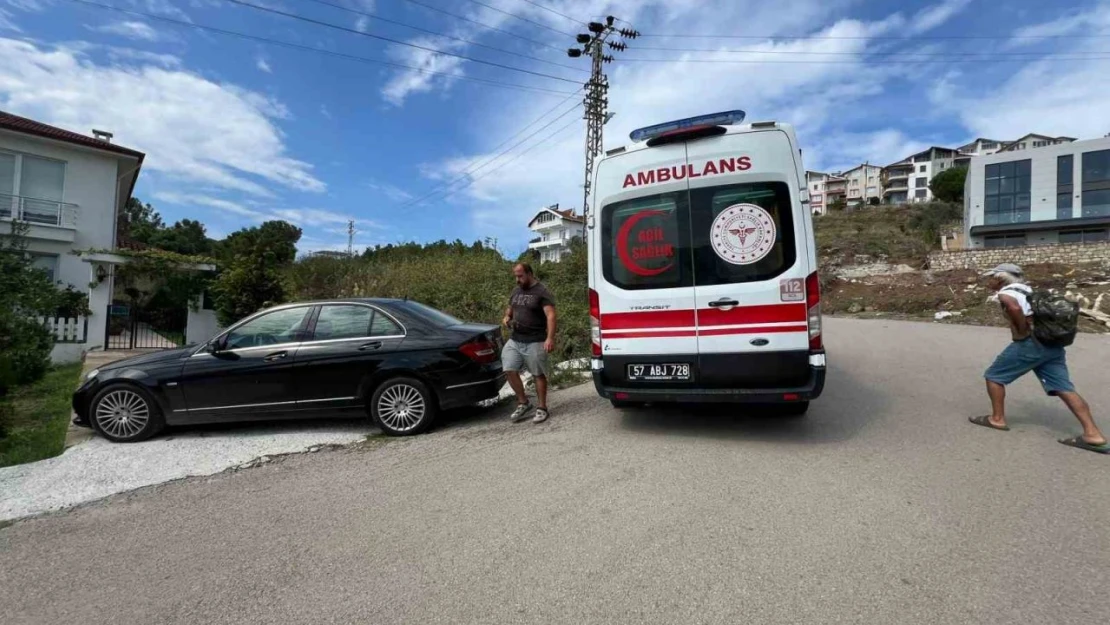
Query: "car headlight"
85 368 99 381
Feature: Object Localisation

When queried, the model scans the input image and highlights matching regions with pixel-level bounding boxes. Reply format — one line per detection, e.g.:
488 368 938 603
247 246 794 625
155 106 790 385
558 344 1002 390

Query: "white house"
963 135 1110 248
806 171 839 215
882 147 961 204
841 163 882 206
527 205 585 263
1 110 144 360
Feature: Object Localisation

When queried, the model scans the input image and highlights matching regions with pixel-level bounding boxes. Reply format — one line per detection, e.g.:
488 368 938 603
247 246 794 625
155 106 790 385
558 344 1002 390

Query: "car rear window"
601 192 693 291
395 300 462 327
689 181 797 286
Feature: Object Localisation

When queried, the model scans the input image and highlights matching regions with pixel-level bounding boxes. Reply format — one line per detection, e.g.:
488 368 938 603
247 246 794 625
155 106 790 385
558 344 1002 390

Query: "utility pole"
347 219 355 257
567 17 637 222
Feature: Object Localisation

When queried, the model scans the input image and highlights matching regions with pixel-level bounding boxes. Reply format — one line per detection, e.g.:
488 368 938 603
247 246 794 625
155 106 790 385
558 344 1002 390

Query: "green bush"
1 221 62 398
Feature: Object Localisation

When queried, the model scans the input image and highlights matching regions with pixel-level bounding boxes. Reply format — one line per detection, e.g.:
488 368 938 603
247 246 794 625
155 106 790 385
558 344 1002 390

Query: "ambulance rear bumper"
591 350 826 404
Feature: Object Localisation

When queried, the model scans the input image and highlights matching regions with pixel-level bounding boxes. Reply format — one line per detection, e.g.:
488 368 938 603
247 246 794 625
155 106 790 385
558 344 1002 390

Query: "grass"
0 363 83 468
815 202 962 268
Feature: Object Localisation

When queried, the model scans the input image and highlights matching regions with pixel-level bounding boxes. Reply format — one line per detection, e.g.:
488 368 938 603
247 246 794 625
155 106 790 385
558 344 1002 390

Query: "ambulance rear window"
690 181 796 286
601 192 693 291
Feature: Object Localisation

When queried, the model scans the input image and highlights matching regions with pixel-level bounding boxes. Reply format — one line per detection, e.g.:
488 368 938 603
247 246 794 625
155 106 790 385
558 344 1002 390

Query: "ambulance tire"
778 401 810 417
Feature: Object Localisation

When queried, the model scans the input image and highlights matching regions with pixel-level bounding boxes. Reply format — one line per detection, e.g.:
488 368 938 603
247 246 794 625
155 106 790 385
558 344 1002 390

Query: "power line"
619 55 1110 65
223 0 581 84
630 45 1110 57
395 0 563 53
516 0 584 26
294 0 586 74
459 0 573 37
402 97 583 208
62 0 577 96
639 32 1110 41
425 113 581 206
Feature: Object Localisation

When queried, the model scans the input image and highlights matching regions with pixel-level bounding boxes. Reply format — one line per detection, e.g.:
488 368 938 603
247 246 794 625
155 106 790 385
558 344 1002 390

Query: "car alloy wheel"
95 389 152 440
376 383 427 433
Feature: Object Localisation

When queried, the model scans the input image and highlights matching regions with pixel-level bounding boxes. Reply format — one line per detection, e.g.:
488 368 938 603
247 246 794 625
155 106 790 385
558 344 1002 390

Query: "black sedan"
73 299 505 442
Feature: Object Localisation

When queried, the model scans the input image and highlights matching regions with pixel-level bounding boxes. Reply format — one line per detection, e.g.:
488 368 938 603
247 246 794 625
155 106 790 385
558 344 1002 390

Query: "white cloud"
931 2 1110 142
103 46 182 68
907 0 974 35
270 208 354 225
319 104 332 118
0 9 19 32
0 37 324 196
381 35 467 106
255 55 272 73
1007 2 1110 46
152 192 267 219
354 15 370 33
366 179 413 202
90 20 164 42
402 0 981 249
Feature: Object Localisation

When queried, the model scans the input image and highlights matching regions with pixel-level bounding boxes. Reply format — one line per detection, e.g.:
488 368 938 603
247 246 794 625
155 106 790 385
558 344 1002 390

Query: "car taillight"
589 287 602 358
460 339 498 364
806 271 822 351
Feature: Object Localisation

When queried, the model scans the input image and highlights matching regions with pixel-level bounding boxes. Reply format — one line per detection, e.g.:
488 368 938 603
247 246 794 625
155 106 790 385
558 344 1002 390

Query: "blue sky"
2 0 1109 255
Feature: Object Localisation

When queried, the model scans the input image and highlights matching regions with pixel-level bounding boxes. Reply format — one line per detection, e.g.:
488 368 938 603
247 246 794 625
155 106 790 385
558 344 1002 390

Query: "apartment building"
841 163 882 207
997 133 1076 153
527 204 585 262
806 170 842 215
963 135 1110 248
882 146 960 203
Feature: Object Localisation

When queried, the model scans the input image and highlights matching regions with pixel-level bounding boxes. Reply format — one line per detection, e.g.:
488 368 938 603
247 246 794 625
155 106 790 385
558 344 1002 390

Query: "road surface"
2 318 1108 625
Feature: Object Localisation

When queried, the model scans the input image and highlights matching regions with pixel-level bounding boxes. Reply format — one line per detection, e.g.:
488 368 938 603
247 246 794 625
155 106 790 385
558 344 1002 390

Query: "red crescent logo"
616 209 674 277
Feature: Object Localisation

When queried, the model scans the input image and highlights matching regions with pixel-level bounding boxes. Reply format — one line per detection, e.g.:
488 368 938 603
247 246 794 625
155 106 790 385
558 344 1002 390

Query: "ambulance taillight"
589 287 602 358
806 271 822 351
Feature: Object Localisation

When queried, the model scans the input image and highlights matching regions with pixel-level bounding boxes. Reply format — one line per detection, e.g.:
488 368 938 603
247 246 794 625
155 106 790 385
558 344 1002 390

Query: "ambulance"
588 110 826 414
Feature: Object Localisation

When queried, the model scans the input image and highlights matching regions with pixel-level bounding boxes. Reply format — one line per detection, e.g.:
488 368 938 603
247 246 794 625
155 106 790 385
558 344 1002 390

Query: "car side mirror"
206 339 222 354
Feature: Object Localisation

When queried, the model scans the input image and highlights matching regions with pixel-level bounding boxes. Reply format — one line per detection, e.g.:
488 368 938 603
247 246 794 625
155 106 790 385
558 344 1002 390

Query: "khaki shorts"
502 339 549 377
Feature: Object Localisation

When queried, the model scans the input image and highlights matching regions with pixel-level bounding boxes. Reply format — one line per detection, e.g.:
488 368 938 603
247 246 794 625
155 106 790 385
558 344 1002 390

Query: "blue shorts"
984 338 1075 395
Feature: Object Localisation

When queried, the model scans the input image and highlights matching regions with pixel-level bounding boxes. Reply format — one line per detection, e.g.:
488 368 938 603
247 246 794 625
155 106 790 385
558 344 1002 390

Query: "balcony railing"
0 193 79 228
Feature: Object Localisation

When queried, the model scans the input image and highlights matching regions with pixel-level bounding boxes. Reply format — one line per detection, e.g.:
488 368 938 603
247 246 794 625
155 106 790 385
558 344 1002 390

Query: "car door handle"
358 341 383 351
263 350 288 362
708 298 739 308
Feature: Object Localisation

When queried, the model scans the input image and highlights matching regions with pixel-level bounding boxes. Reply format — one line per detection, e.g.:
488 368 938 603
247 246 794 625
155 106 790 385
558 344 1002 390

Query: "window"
602 192 691 291
983 142 997 150
223 306 311 350
915 176 927 188
690 181 796 286
915 189 927 199
0 151 66 224
313 305 373 341
396 300 458 328
919 165 926 173
1083 189 1110 217
1059 229 1109 244
984 159 1031 224
984 234 1026 248
813 184 819 191
370 310 404 336
868 176 876 183
1057 155 1074 219
29 253 58 282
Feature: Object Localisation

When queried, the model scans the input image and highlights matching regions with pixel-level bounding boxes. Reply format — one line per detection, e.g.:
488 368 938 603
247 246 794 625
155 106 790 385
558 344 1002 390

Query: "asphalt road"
2 318 1109 625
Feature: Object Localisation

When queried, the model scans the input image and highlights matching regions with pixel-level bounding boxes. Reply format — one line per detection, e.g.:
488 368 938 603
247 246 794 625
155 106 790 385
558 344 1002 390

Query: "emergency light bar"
629 110 746 143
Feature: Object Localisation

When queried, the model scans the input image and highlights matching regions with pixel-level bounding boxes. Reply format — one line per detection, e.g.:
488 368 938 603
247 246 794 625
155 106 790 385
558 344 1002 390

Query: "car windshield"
396 300 463 327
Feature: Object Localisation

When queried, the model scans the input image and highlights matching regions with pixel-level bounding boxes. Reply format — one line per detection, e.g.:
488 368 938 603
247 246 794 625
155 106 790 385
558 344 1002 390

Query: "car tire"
778 401 810 417
371 377 438 436
89 384 165 443
610 399 645 409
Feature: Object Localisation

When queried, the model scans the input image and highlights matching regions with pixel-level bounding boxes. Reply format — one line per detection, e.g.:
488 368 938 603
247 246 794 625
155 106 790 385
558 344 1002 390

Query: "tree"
0 222 62 397
117 197 164 245
828 198 848 212
148 219 212 256
929 167 968 203
211 221 302 324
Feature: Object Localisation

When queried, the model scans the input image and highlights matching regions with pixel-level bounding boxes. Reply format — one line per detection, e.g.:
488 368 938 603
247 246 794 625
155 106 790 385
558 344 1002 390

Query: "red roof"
553 208 584 223
0 110 144 160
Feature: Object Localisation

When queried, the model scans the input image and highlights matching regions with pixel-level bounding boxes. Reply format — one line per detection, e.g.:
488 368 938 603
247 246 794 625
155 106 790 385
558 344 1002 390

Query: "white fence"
39 316 89 344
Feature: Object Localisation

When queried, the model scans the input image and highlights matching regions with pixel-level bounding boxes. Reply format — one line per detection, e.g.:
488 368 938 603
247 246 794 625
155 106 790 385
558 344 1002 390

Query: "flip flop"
968 415 1009 431
1058 436 1110 455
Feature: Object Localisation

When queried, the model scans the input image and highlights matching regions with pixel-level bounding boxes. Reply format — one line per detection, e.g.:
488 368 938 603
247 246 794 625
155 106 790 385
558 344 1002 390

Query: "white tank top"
999 284 1033 317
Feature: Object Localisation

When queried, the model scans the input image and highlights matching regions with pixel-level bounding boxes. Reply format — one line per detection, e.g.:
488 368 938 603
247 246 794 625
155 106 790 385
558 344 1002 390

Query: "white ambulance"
588 110 825 414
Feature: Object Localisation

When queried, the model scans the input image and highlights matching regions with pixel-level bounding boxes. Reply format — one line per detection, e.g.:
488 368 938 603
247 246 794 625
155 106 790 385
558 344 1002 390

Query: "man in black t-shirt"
502 262 557 424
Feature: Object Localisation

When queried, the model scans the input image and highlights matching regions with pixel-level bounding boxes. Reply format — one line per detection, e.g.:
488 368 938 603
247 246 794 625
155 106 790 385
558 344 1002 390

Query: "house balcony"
528 237 569 250
0 194 79 243
882 184 909 196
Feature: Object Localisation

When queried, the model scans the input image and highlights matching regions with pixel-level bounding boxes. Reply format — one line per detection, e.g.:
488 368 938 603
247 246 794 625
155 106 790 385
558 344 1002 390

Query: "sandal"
1058 436 1110 455
968 415 1009 431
